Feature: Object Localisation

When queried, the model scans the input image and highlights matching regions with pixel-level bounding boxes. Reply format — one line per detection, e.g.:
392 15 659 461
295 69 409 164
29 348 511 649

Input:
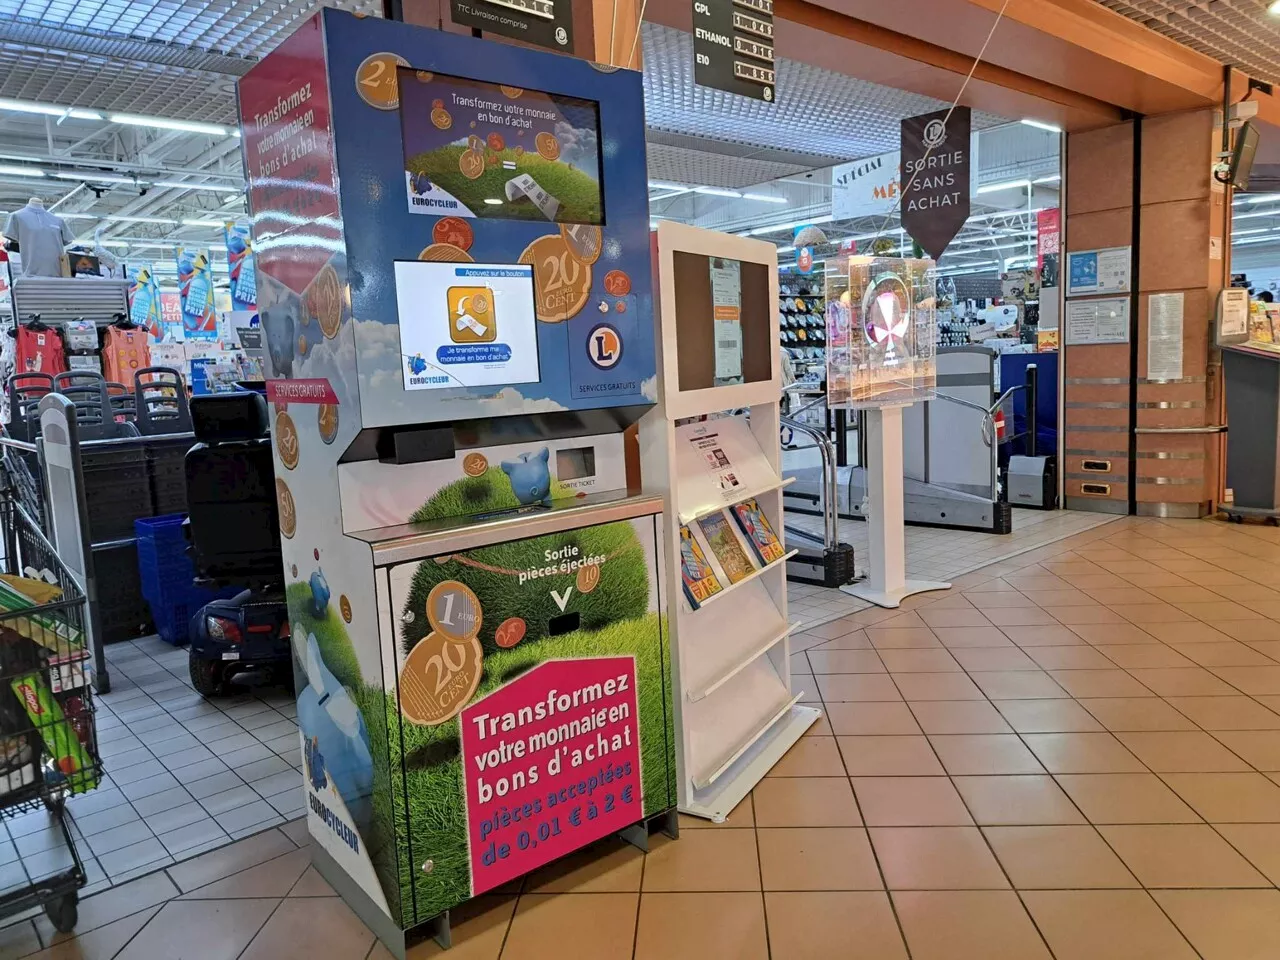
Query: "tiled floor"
12 514 1280 956
1 635 302 901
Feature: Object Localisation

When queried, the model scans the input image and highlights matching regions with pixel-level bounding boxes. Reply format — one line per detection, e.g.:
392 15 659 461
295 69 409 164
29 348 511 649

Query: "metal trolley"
0 497 101 934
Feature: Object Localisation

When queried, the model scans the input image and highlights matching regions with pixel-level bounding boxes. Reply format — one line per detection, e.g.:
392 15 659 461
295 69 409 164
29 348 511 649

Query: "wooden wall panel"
1067 122 1134 215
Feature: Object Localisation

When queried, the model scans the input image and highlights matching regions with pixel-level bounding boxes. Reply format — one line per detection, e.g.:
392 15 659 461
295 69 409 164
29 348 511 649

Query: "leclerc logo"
587 324 623 370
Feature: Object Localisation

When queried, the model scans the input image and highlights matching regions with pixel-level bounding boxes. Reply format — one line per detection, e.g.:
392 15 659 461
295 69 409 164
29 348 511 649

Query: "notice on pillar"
460 656 643 895
900 107 971 261
1147 292 1184 381
692 0 775 103
450 0 574 53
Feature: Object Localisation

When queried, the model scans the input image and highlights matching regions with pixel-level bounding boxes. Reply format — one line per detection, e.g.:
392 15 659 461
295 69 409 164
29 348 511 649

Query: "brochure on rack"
674 416 777 521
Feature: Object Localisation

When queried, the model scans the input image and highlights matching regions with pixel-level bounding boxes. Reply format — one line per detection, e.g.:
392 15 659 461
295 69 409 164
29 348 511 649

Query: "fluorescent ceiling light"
107 215 178 224
647 181 689 191
1021 119 1062 133
109 114 230 137
181 218 225 226
1233 228 1271 236
749 214 835 236
0 165 45 178
694 186 742 198
976 179 1031 195
776 245 795 254
649 190 690 203
52 171 137 184
741 193 787 204
1270 0 1280 14
154 180 241 194
98 240 131 248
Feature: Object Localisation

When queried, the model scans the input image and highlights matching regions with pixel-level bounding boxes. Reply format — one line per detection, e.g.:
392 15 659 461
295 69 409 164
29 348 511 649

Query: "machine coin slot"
1081 482 1111 496
1082 460 1112 472
548 612 580 636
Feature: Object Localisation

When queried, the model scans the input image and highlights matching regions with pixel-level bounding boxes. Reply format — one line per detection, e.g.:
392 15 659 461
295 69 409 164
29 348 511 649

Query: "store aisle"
15 514 1280 957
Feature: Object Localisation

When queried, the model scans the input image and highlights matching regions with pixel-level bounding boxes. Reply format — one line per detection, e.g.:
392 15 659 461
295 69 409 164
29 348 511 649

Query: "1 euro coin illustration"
427 580 482 643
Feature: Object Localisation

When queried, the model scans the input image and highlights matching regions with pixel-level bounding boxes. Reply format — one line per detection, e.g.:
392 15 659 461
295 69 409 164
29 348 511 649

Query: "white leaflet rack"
640 221 820 823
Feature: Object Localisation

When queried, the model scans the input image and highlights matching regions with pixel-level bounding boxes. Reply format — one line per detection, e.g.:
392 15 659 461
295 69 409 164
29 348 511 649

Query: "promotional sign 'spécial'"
450 0 574 54
900 106 971 261
831 150 900 221
692 0 775 103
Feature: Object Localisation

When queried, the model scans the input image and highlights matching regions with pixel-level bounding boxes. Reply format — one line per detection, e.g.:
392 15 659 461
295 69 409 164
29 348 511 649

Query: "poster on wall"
128 264 162 337
900 106 971 261
158 292 183 343
691 0 775 103
1064 297 1129 345
1066 246 1130 297
831 150 899 220
224 222 257 311
449 0 574 53
176 247 217 340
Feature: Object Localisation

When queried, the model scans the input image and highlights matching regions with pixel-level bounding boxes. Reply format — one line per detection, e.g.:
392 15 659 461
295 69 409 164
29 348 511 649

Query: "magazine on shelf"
680 525 723 609
730 497 785 565
696 511 756 584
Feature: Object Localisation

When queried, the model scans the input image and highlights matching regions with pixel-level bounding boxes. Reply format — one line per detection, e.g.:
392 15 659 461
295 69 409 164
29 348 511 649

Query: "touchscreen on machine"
394 261 541 390
398 69 604 226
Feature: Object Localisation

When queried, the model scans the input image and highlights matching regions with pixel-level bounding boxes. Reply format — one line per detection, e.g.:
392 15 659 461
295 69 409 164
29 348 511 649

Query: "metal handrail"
781 414 839 549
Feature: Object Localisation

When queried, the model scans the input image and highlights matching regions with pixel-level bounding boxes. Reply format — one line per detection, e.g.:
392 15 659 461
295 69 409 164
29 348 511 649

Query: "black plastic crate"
95 542 154 643
146 443 189 517
81 448 151 543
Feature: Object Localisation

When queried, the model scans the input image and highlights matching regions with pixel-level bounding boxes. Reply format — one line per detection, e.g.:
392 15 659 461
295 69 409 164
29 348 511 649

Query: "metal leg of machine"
779 414 855 588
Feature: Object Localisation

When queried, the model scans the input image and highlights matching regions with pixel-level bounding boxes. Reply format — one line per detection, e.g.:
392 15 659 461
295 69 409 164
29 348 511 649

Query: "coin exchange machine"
238 11 675 956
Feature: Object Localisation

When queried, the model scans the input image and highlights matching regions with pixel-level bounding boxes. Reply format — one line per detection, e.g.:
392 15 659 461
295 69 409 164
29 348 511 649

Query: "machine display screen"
394 261 541 390
398 69 604 226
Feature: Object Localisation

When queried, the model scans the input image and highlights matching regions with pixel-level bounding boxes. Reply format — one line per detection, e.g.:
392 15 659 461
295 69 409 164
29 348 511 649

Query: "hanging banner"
449 0 574 53
900 106 971 261
176 247 217 341
692 0 775 103
224 222 257 312
831 151 900 221
128 264 162 338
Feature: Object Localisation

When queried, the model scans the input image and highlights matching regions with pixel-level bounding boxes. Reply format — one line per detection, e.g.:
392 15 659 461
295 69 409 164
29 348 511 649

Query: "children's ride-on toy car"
184 390 291 696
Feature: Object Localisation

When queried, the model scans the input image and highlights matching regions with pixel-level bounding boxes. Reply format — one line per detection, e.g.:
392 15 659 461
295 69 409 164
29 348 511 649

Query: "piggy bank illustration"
297 633 373 822
310 568 331 616
501 447 551 505
260 304 296 378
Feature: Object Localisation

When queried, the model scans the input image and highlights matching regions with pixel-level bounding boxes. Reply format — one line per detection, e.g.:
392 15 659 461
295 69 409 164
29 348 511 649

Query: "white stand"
841 404 951 608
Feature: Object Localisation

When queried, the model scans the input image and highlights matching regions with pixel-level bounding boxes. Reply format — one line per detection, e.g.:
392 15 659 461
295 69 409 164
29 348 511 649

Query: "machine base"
840 578 952 609
786 543 856 588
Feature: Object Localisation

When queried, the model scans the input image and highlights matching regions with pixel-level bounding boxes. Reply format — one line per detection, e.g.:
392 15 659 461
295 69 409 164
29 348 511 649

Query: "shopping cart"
0 498 100 933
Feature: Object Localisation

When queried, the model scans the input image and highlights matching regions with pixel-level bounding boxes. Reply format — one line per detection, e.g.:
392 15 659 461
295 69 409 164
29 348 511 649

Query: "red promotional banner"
265 378 339 405
1037 208 1061 270
459 656 643 896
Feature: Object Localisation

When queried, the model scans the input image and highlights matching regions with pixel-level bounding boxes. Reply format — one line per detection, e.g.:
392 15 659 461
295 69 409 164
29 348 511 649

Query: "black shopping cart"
0 498 100 933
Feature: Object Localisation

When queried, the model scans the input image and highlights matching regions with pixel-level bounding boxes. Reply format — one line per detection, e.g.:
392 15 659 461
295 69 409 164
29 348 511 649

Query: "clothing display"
2 201 73 279
102 323 150 385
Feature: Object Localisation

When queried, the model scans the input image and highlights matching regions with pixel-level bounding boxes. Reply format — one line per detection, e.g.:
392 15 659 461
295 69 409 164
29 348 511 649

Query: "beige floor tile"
1141 621 1233 643
932 626 1014 648
836 735 944 776
1099 824 1271 887
1023 645 1115 670
949 646 1040 671
0 921 43 958
69 871 179 938
756 827 882 890
1078 697 1198 731
115 899 279 960
970 671 1068 700
1247 641 1280 661
677 795 752 829
815 673 902 702
766 736 846 777
1177 601 1264 621
870 827 1009 889
1154 889 1280 960
801 619 865 641
908 699 1012 734
892 891 1051 960
866 627 943 649
1048 669 1155 698
24 906 163 960
822 701 921 735
1125 667 1239 697
1167 696 1280 730
1173 642 1275 667
641 830 760 891
1087 587 1160 605
751 776 861 827
1022 588 1096 606
1161 771 1280 822
764 891 907 960
1094 644 1195 669
1209 730 1280 770
928 734 1045 775
1115 730 1252 772
891 672 984 701
993 698 1105 733
239 896 373 960
166 830 297 894
852 776 974 826
500 894 635 960
1021 733 1145 773
1216 619 1280 642
1068 623 1158 644
918 608 992 629
1047 605 1128 625
952 775 1086 826
968 591 1039 608
1001 625 1085 646
403 897 517 959
634 892 767 960
525 838 644 893
983 607 1058 627
288 867 336 897
1021 890 1199 960
1208 665 1280 695
809 629 872 649
1055 772 1201 823
180 847 311 900
984 825 1138 888
1109 603 1196 624
879 648 963 673
804 649 885 674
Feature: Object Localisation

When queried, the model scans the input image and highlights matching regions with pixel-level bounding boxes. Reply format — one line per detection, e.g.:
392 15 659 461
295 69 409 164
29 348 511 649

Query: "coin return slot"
548 612 580 636
1081 482 1111 496
1082 460 1112 472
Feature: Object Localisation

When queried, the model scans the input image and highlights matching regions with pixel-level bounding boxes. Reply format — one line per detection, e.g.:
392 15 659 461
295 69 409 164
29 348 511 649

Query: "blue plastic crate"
134 514 237 644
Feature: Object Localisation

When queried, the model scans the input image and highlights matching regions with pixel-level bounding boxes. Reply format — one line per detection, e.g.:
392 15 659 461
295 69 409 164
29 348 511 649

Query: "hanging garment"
102 325 150 385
